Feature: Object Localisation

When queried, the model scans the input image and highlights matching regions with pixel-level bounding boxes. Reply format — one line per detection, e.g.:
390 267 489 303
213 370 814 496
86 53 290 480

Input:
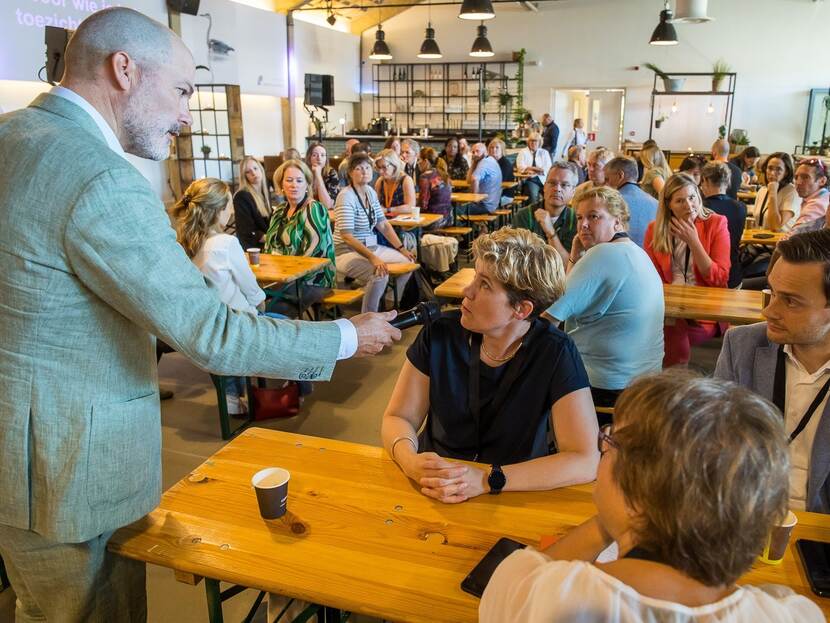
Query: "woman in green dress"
264 159 336 315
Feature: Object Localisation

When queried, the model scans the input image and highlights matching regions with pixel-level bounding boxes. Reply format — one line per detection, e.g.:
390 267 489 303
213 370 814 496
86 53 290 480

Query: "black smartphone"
796 539 830 597
461 537 527 598
755 233 775 239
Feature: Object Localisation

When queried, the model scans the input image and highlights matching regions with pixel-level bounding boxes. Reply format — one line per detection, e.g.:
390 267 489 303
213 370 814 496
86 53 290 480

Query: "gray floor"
0 328 722 622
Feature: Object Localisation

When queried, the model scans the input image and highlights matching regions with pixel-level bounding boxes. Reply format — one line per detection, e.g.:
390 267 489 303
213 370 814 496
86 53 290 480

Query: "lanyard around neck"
773 345 830 443
350 184 375 227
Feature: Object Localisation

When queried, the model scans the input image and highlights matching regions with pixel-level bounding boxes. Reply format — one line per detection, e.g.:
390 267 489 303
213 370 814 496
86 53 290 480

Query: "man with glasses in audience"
513 162 578 264
715 230 830 513
603 156 658 247
462 141 502 215
575 146 614 195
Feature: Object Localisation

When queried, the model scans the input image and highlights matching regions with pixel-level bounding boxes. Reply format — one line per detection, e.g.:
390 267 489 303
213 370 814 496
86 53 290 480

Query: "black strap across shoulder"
772 344 830 444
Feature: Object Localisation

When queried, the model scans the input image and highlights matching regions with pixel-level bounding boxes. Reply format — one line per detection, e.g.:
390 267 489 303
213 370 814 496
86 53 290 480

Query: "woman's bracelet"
390 436 417 465
395 244 405 251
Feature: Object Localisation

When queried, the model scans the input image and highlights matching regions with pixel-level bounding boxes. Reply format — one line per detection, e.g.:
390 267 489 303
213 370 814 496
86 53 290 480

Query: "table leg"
0 555 9 591
205 578 224 623
414 227 423 262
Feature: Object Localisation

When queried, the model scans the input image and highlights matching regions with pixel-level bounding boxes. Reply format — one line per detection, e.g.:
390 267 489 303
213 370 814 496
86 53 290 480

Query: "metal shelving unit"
372 61 521 140
648 71 737 140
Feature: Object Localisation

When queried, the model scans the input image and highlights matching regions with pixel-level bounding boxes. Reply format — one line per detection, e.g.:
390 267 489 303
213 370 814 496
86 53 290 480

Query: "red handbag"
249 382 300 420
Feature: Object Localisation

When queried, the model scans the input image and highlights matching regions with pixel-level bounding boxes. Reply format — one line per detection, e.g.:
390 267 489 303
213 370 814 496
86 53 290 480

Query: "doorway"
551 88 626 156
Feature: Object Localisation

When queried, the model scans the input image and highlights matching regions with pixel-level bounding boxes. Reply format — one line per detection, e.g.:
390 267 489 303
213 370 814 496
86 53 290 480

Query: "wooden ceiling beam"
345 1 426 35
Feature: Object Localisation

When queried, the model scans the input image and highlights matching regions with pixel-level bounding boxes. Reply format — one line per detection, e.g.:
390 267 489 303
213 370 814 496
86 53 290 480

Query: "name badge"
363 234 378 248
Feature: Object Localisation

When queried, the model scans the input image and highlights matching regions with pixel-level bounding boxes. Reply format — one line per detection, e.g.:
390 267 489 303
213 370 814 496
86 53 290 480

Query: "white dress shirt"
49 86 358 358
782 345 830 510
516 147 552 185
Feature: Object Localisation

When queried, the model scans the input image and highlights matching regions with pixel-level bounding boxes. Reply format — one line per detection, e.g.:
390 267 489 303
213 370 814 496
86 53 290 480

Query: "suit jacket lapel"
809 388 830 511
29 93 109 148
752 342 778 402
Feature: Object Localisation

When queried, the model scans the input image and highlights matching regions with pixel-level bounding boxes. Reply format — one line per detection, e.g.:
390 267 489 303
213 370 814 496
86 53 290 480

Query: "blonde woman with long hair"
234 156 272 249
174 178 271 414
644 173 731 367
639 144 672 199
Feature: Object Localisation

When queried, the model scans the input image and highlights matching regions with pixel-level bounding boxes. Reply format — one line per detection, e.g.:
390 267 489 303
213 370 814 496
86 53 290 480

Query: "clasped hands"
401 451 488 504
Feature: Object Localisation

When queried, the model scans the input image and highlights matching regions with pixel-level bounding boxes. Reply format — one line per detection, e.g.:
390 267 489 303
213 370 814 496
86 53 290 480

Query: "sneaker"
225 395 248 415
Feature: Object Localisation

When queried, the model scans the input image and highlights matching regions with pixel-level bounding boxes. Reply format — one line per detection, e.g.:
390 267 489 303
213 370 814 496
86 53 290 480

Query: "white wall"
360 0 830 153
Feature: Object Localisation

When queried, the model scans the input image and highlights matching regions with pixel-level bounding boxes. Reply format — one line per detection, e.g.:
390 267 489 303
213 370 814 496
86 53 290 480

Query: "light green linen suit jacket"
0 93 341 542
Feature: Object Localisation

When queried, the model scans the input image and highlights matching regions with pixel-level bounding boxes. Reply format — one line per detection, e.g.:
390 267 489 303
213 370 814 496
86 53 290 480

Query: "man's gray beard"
122 89 170 161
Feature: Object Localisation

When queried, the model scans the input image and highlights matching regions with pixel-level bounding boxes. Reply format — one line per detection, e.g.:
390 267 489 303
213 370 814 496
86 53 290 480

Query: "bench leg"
205 578 224 623
211 375 253 441
0 555 9 592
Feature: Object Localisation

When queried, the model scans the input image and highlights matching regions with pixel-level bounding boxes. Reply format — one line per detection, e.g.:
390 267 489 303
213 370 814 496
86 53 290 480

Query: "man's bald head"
64 7 182 81
711 138 730 160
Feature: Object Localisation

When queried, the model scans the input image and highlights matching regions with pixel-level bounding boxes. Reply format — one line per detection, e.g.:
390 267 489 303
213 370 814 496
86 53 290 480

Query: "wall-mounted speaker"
304 74 334 107
167 0 201 16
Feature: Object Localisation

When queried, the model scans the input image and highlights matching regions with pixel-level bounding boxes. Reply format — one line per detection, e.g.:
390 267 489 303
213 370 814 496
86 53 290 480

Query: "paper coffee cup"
247 248 261 266
252 467 290 519
762 288 772 309
759 510 797 565
411 207 421 220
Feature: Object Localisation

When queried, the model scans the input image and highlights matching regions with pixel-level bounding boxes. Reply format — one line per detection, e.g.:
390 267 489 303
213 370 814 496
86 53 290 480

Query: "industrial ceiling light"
459 0 495 21
369 11 392 61
469 22 494 57
418 25 442 58
673 0 713 24
650 1 678 46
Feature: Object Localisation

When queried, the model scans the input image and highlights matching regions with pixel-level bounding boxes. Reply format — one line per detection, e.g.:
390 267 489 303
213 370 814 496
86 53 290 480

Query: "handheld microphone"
389 301 442 330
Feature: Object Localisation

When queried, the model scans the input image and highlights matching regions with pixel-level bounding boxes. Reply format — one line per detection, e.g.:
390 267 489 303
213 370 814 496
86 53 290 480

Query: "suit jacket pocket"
86 392 161 510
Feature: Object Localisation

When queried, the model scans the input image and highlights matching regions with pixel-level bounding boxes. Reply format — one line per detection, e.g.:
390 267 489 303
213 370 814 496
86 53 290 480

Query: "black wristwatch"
488 464 506 495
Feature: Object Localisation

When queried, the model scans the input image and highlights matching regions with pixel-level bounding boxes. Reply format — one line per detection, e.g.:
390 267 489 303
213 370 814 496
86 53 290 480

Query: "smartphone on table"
796 539 830 597
461 537 527 598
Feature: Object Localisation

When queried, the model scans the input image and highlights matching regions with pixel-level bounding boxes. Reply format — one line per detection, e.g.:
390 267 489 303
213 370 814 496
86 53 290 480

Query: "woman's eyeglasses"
598 424 619 455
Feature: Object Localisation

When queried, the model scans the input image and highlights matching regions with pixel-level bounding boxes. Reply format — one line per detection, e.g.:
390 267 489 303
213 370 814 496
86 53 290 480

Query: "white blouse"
753 184 801 231
480 548 823 623
191 233 265 314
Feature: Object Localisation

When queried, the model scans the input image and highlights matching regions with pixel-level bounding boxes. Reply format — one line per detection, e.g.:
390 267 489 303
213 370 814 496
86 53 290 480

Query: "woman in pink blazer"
645 173 731 367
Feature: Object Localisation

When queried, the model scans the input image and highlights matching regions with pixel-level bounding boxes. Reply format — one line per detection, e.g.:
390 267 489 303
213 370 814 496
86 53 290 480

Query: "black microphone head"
418 301 442 324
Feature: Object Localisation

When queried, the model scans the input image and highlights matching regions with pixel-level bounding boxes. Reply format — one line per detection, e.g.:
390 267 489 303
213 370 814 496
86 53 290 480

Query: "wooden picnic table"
435 270 765 325
741 229 786 246
451 179 519 191
387 213 444 229
450 192 487 204
108 428 830 622
249 254 330 288
738 189 758 203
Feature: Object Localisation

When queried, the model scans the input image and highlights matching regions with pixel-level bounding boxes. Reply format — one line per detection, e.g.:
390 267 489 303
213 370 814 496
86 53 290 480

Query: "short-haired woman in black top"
382 228 599 503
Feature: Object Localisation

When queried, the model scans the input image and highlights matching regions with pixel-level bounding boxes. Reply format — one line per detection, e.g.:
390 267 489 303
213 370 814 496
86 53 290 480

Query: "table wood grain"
108 429 830 621
451 180 519 191
249 254 330 286
738 190 758 202
741 229 786 246
387 213 444 229
450 192 487 204
435 270 764 325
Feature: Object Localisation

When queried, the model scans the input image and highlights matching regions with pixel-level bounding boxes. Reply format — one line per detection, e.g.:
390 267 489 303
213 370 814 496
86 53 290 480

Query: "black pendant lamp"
418 25 442 59
370 24 393 60
650 1 678 46
459 0 494 21
469 22 494 57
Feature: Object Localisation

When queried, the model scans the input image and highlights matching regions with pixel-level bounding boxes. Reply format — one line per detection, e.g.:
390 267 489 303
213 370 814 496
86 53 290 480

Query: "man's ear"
108 51 137 92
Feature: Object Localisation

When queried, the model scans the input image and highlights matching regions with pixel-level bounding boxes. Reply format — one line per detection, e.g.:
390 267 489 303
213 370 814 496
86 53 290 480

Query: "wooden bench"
458 213 499 234
494 208 512 228
313 288 364 320
383 263 421 310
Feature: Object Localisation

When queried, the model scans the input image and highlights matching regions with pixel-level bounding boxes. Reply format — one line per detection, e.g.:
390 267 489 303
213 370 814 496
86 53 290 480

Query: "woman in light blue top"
545 186 664 418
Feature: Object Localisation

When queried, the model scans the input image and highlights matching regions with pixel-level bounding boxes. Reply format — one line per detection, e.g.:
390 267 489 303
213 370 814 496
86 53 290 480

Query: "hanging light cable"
369 8 392 60
418 0 442 59
469 21 494 57
649 0 678 46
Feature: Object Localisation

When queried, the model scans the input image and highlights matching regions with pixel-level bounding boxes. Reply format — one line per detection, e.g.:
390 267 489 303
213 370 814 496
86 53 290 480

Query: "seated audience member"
603 156 658 247
382 228 599 502
174 178 266 414
701 162 746 289
567 144 589 185
514 162 578 264
384 135 401 155
752 152 801 232
282 148 301 162
546 187 664 411
715 230 830 514
338 139 360 185
480 370 822 623
711 138 743 199
264 160 336 313
462 142 503 216
400 138 420 183
305 142 339 210
645 173 730 367
639 144 671 199
333 154 415 313
678 155 705 186
560 117 588 160
575 147 614 195
635 138 658 182
516 132 552 205
458 137 472 168
792 158 830 230
374 149 416 214
439 136 469 181
417 147 453 228
234 156 273 250
488 138 516 204
730 146 761 185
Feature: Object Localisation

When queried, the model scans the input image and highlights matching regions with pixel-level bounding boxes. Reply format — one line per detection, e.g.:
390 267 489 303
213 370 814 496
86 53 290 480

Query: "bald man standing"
711 138 743 200
0 8 399 621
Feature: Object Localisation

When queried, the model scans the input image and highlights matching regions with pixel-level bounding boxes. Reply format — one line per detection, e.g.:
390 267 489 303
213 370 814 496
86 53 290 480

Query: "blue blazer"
714 322 830 514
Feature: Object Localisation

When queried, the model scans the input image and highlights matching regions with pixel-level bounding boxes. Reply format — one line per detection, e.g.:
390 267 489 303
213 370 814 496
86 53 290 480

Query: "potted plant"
498 91 514 107
644 62 685 93
712 59 730 92
718 124 727 139
200 144 212 158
